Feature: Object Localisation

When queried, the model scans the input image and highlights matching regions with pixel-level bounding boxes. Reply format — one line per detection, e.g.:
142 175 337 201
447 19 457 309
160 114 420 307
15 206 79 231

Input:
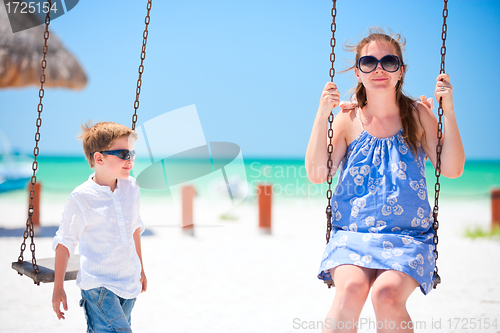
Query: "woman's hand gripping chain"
434 73 454 112
319 82 340 117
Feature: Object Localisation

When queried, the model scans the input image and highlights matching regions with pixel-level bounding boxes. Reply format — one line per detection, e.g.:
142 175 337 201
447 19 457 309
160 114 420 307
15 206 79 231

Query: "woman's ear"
354 67 361 82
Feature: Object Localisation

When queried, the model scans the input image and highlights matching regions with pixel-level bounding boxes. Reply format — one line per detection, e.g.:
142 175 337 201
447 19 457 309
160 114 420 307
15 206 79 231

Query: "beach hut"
0 4 87 90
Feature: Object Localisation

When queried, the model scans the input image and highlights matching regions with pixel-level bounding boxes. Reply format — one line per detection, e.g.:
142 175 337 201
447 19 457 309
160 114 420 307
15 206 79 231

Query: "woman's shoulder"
334 106 357 123
334 105 362 145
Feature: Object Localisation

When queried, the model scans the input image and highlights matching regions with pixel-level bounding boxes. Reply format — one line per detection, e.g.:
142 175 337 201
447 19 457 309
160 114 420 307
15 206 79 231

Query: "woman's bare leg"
322 265 376 333
371 270 419 333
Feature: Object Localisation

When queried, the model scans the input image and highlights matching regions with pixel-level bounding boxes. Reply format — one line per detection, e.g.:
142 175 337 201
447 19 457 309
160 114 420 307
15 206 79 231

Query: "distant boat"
0 130 32 193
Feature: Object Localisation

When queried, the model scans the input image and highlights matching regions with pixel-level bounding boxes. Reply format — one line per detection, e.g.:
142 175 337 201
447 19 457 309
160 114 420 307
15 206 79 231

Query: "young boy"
52 121 147 332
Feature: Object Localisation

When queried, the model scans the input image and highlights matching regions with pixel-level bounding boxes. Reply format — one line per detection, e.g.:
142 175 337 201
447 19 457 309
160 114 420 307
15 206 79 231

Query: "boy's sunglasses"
91 149 136 161
357 55 400 73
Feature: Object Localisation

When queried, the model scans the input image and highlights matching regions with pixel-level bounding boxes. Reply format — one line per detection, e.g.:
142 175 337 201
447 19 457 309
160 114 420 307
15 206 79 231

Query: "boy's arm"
133 228 147 292
52 244 70 320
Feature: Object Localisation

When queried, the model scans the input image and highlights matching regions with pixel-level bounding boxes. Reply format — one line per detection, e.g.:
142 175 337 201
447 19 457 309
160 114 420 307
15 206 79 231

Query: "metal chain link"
17 1 52 280
432 0 448 289
325 0 337 245
131 0 153 130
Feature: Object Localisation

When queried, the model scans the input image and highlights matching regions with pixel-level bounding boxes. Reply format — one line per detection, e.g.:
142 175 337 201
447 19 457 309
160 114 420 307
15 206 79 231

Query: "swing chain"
17 1 52 279
325 0 337 244
432 0 448 288
132 0 153 130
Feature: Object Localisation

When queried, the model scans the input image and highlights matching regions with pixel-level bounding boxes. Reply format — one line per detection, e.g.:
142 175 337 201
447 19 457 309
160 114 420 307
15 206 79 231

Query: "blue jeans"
80 287 136 333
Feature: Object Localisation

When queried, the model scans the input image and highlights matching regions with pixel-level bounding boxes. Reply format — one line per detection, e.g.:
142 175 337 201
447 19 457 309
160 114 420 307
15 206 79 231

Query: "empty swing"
323 0 448 289
11 0 153 285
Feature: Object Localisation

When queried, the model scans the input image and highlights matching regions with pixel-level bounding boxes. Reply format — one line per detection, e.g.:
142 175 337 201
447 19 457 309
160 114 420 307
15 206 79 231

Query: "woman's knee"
371 283 403 310
335 277 371 304
331 266 373 303
371 271 418 310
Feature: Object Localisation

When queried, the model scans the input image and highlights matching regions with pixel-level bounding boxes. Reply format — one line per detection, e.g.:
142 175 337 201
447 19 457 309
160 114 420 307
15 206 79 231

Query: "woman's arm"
305 82 348 184
418 74 465 178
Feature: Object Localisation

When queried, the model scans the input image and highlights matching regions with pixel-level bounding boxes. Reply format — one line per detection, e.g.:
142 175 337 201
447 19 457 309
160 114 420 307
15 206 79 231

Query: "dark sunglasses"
91 149 136 161
357 55 400 73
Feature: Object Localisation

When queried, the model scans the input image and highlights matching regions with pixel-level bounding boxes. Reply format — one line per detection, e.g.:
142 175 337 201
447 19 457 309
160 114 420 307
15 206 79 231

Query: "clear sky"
1 0 499 160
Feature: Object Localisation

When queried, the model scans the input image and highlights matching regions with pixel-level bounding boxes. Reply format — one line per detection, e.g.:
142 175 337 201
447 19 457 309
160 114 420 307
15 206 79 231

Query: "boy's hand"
418 95 434 111
339 100 357 111
140 270 147 293
52 287 68 320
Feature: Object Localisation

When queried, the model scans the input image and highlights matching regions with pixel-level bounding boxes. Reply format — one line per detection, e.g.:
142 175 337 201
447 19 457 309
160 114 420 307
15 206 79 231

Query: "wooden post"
492 188 500 230
181 185 196 236
28 182 42 235
258 184 272 234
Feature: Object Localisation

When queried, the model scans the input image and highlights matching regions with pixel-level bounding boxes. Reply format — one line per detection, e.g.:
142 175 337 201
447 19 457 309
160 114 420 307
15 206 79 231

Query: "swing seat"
11 255 80 285
324 273 441 289
325 280 335 288
433 273 441 289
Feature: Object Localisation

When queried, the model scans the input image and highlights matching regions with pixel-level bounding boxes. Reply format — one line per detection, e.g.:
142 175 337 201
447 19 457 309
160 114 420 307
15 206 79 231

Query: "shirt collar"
87 173 120 193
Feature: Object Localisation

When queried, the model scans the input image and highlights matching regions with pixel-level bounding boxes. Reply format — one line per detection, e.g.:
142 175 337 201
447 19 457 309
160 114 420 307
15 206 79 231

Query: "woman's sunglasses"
357 55 400 74
91 149 136 161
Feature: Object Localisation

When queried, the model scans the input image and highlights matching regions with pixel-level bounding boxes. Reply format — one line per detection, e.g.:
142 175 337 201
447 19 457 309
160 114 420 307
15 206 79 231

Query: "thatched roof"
0 4 87 90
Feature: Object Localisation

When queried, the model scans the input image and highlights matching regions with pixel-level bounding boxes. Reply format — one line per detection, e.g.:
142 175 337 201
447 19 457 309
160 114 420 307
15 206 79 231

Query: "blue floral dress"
317 112 436 295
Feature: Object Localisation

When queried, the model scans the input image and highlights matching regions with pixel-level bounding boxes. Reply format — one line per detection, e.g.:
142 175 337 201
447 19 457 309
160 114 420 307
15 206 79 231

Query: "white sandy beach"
1 195 499 333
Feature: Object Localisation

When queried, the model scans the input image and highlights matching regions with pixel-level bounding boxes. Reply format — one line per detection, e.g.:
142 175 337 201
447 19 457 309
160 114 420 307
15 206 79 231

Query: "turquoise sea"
2 156 499 204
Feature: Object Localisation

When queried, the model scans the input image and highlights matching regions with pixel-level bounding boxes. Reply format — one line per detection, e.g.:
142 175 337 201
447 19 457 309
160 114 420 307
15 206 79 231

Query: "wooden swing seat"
11 255 80 284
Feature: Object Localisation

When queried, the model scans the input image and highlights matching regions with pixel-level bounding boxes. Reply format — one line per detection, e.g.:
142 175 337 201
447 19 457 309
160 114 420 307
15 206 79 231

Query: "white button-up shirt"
53 174 145 299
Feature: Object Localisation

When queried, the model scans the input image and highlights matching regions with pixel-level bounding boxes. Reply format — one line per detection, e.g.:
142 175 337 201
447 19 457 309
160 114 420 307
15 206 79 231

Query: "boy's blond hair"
79 121 138 168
